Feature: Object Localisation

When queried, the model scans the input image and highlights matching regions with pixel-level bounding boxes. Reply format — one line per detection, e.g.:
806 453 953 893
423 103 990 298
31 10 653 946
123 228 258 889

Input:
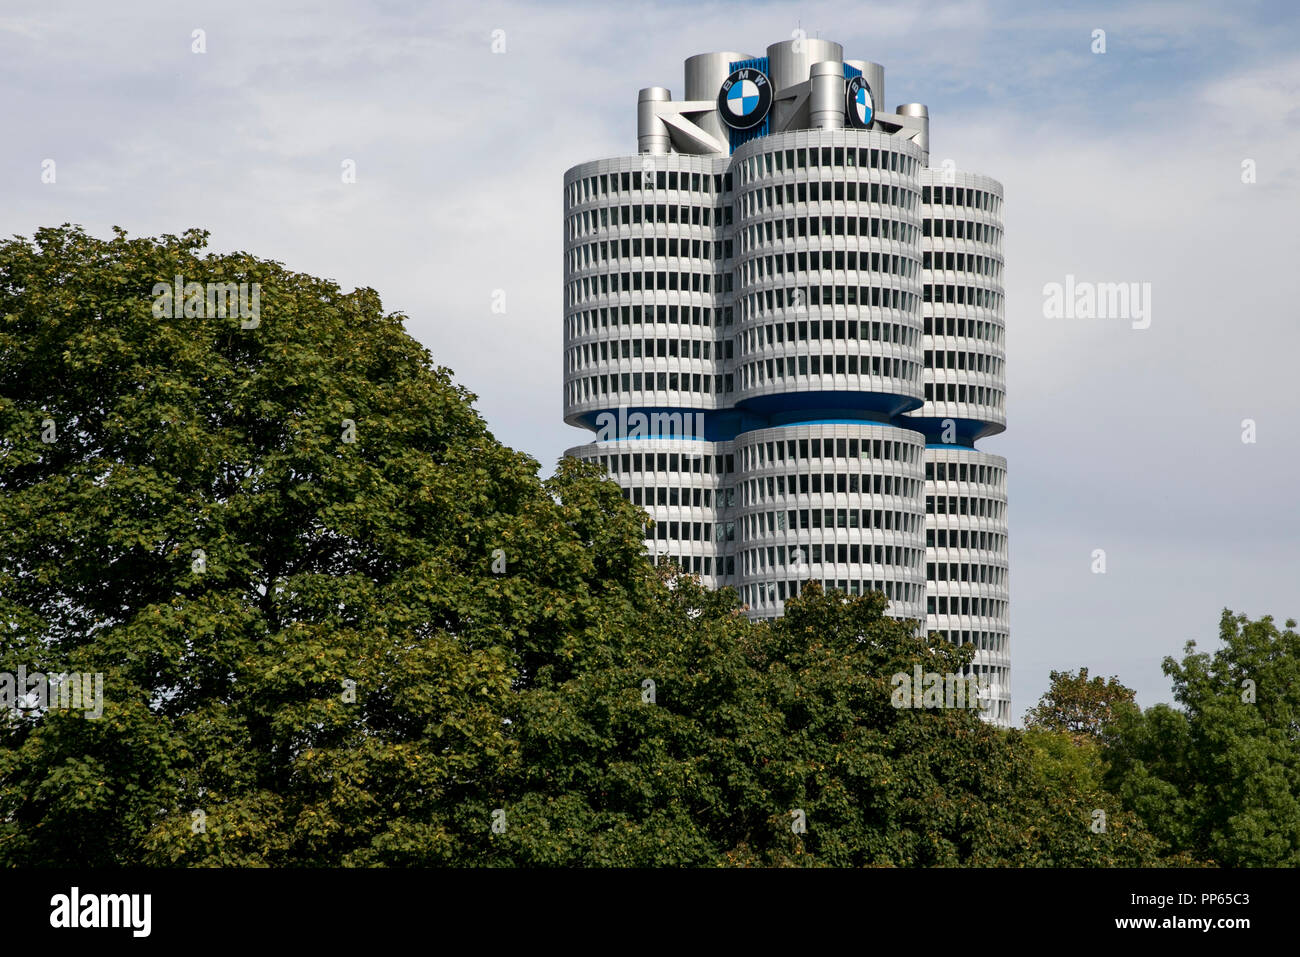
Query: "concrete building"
561 38 1009 724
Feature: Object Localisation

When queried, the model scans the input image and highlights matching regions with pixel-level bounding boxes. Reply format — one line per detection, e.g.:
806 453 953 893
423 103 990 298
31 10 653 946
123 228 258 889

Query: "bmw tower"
562 38 1010 725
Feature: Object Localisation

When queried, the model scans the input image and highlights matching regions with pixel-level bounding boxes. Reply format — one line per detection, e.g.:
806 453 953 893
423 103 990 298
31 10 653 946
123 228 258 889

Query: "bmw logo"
717 68 772 130
846 76 874 129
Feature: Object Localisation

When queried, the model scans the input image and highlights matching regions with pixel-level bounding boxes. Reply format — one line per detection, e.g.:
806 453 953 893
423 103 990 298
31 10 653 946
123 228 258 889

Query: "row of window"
566 322 942 371
568 357 937 402
923 350 1004 375
743 543 924 574
743 435 919 467
925 495 1007 519
567 202 734 239
923 315 1004 344
650 553 737 578
740 179 918 214
743 472 922 504
922 283 1003 309
625 484 718 509
742 215 919 250
568 268 732 304
578 451 1001 490
928 562 1008 586
647 518 730 542
569 336 731 371
922 250 1002 279
627 485 738 510
742 317 918 352
921 382 1006 409
737 145 920 183
568 371 730 401
569 169 730 207
926 462 1005 485
921 185 1001 213
742 577 922 610
929 596 1008 619
570 236 730 271
935 629 1008 653
742 507 920 536
594 451 736 475
739 353 920 389
743 284 920 317
922 218 1001 243
567 304 734 337
928 529 1006 550
743 249 918 282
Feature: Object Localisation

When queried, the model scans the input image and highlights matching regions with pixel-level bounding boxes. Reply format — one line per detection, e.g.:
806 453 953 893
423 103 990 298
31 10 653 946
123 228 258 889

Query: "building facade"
562 39 1010 725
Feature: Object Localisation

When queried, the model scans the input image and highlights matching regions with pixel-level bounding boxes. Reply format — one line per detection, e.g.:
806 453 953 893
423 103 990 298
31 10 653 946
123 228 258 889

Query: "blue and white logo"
846 76 874 129
727 78 760 117
717 68 772 130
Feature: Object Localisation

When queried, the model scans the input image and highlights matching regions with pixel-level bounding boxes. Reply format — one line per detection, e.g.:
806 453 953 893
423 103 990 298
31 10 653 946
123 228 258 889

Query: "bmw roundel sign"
846 75 874 129
717 68 772 130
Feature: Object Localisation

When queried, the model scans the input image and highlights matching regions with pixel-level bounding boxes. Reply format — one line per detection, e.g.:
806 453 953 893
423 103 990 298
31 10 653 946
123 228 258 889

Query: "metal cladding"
809 62 846 130
637 87 673 155
562 39 1010 726
684 52 749 144
896 102 930 159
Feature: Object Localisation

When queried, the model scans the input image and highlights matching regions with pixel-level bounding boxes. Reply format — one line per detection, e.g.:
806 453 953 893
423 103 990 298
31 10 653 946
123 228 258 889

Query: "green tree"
0 225 648 865
1023 668 1136 740
1104 611 1300 866
490 576 1181 867
0 224 1201 869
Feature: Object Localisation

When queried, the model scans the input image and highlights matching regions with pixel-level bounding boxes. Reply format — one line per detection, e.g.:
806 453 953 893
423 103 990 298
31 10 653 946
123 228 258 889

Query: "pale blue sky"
3 0 1297 721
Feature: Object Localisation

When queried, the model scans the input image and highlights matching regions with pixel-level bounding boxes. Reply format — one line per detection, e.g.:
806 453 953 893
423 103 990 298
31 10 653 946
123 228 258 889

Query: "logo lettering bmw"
718 68 772 130
846 76 874 129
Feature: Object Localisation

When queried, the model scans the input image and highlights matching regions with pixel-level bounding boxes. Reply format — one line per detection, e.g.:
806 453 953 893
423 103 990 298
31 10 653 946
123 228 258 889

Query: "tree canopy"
0 225 1289 867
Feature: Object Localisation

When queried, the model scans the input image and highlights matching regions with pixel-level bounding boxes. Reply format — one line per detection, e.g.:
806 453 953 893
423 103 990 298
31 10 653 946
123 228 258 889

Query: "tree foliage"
1023 668 1136 740
0 226 1274 868
1103 612 1300 866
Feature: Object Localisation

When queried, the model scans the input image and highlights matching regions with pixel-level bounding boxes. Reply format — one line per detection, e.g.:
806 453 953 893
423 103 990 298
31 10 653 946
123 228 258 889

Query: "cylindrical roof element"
684 52 750 147
767 37 843 130
844 60 885 116
637 87 672 154
896 102 929 158
809 61 846 129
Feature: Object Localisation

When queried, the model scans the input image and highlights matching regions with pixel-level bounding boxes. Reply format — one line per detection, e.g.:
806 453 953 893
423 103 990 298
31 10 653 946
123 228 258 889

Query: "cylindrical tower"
563 153 731 431
563 150 736 587
735 423 926 620
904 166 1009 725
922 448 1010 724
563 39 1012 724
729 129 926 420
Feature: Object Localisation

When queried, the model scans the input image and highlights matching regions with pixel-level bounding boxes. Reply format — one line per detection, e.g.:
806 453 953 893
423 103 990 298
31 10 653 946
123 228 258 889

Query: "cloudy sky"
3 0 1297 721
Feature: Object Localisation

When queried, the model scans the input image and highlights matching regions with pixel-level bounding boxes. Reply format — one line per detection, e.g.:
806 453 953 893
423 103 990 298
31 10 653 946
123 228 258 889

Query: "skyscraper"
562 38 1009 725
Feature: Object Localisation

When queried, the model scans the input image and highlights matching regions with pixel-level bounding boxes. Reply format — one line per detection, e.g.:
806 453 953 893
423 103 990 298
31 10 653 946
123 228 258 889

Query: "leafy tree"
0 225 648 865
490 577 1182 867
1104 611 1300 866
0 224 1207 868
1023 668 1136 740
